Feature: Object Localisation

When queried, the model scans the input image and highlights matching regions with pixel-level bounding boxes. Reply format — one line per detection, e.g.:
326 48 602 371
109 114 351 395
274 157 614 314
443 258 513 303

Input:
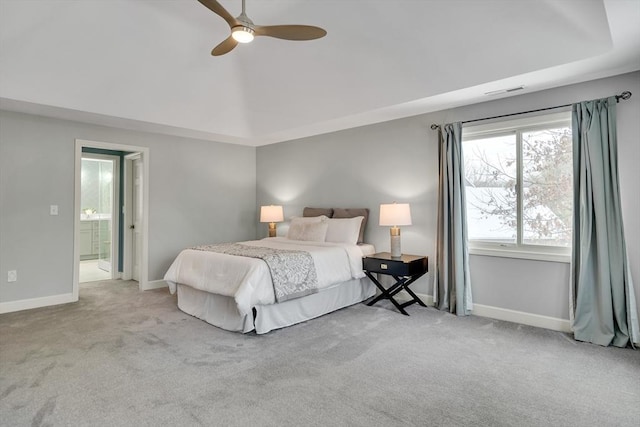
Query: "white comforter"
163 237 367 317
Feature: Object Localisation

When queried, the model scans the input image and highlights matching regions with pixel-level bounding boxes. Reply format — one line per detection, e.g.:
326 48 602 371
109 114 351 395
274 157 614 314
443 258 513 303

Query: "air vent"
485 85 525 96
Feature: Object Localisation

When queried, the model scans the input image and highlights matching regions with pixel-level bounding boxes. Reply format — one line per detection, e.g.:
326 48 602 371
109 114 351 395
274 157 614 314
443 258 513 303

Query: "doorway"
79 154 118 283
73 139 150 301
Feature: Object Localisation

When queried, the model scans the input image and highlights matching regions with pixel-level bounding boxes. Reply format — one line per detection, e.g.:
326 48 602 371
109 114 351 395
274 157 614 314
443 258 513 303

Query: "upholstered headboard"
302 207 334 218
303 207 369 244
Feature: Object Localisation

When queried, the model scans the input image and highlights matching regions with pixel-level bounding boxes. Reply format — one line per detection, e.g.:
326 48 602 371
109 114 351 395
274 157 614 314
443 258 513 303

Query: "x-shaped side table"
365 271 427 315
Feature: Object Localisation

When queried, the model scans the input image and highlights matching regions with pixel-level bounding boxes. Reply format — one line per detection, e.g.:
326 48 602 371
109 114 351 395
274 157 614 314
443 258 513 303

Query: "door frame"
73 139 150 299
79 153 120 278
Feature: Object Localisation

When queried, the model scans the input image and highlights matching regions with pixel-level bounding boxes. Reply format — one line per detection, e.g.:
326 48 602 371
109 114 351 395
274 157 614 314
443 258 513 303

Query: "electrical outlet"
7 270 17 282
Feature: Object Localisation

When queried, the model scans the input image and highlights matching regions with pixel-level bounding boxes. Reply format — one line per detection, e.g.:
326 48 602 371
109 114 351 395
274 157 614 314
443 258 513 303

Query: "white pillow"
325 216 364 244
287 221 329 242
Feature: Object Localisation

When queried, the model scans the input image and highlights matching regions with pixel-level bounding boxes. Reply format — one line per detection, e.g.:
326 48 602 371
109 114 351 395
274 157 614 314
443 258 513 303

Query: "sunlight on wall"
259 168 311 204
361 166 430 201
269 183 306 203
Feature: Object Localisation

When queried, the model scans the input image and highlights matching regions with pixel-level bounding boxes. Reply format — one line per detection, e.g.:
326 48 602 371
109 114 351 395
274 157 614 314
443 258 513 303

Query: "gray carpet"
1 280 638 427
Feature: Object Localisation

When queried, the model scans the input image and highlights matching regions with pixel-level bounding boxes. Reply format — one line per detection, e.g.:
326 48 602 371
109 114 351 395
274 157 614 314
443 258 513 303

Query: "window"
462 111 572 262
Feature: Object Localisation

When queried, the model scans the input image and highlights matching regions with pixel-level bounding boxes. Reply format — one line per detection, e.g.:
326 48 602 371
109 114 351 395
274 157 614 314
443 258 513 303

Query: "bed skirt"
176 276 375 334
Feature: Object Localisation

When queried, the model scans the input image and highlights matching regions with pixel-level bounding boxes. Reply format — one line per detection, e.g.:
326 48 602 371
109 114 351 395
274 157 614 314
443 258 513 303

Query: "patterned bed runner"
192 243 319 302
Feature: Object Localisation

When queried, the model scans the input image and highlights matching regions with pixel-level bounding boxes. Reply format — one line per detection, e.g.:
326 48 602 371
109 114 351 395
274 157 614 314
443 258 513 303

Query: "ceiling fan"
198 0 327 56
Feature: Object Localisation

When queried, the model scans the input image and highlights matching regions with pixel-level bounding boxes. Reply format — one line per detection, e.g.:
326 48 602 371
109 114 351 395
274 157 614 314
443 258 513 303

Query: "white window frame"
462 110 572 263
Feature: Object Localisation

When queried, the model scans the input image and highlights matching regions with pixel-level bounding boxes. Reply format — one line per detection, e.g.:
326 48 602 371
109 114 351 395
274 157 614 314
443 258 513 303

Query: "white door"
132 157 143 281
97 158 115 273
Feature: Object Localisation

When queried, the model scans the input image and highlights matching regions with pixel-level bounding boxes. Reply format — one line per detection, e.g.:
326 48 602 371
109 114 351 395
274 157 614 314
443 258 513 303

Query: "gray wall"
2 71 638 323
256 71 640 322
0 110 256 303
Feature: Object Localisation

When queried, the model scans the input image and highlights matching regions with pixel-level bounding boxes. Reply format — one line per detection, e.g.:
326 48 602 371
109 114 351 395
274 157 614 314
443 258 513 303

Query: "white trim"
74 139 150 298
462 110 571 137
74 142 81 299
0 293 76 314
393 291 571 333
394 291 434 306
143 280 168 290
469 247 571 263
417 292 434 306
471 303 572 332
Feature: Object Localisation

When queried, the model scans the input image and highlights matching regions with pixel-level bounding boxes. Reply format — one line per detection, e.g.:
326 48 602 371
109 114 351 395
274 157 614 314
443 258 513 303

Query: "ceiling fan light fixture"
198 0 327 56
232 26 254 43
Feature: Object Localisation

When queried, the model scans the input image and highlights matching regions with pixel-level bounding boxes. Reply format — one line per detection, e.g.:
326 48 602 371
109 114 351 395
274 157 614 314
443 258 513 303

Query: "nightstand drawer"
363 257 407 276
363 253 428 276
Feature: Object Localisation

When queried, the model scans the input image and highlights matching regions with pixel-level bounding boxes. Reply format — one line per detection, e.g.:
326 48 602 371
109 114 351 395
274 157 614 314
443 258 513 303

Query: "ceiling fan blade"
211 36 238 56
254 25 327 41
198 0 239 28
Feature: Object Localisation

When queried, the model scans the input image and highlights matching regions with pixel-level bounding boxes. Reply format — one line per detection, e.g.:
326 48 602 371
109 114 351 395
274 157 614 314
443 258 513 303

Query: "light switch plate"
8 270 17 282
50 205 58 215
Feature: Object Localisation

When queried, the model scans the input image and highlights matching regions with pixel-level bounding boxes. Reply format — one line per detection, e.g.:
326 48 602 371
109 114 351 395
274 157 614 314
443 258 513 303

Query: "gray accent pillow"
332 208 369 244
287 221 329 242
303 207 334 218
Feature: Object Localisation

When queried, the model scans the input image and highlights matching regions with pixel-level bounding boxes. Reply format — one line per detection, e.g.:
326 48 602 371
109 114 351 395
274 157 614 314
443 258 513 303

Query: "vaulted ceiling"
1 0 639 146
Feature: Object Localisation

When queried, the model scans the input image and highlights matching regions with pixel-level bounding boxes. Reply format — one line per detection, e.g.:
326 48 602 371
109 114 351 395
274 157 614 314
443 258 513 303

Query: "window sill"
469 247 571 263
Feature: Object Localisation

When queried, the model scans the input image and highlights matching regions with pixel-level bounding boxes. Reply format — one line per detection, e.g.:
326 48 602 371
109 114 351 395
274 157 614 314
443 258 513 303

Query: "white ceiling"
1 0 639 146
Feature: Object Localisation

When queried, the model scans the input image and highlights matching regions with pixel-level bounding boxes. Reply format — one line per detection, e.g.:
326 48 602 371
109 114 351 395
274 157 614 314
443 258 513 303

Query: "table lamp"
260 205 284 237
379 202 412 258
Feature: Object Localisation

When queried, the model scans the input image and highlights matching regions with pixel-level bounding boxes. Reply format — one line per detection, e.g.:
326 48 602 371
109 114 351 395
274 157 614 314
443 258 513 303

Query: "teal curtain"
434 122 473 315
571 97 639 347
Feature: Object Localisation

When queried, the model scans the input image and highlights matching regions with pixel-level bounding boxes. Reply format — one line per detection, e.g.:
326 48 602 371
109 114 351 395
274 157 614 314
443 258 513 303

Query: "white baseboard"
1 281 167 313
142 280 168 291
394 291 571 333
395 290 434 306
471 303 572 332
0 287 609 337
0 293 77 314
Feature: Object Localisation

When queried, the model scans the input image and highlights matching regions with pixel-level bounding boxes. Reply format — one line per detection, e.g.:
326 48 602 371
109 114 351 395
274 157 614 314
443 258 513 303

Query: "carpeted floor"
1 280 638 427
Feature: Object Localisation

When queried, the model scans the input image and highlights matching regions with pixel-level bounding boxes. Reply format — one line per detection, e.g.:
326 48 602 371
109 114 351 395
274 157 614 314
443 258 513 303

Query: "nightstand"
363 252 428 315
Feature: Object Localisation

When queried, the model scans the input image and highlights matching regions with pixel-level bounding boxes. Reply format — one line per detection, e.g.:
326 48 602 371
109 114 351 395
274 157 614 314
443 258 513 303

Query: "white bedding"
164 237 370 317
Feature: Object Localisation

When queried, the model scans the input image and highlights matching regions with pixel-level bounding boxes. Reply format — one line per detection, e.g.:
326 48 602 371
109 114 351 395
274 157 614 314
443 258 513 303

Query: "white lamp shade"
379 203 412 226
260 205 284 223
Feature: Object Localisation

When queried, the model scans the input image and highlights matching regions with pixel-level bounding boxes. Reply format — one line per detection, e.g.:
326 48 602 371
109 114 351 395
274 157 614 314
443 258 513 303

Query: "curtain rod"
429 91 632 130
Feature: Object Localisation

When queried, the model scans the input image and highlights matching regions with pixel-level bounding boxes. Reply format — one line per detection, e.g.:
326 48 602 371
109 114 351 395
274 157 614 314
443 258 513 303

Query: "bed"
163 207 375 334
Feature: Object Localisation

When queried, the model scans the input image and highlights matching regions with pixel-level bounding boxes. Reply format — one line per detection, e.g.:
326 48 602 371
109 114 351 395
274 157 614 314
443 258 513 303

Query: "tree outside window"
463 115 572 251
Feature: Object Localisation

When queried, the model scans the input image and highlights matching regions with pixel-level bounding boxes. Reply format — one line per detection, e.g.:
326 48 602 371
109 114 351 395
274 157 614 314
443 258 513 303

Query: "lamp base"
390 227 401 259
268 222 277 237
